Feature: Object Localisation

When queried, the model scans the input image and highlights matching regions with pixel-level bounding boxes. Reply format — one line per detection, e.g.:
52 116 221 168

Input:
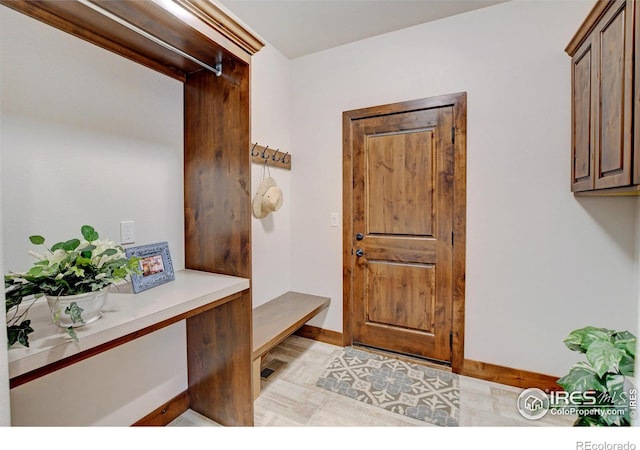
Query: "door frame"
342 92 467 373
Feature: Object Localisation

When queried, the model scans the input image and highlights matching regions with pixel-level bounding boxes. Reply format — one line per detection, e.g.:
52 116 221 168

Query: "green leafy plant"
5 225 140 348
557 326 636 426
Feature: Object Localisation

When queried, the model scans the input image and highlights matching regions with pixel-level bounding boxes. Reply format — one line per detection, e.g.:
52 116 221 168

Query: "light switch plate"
120 220 135 244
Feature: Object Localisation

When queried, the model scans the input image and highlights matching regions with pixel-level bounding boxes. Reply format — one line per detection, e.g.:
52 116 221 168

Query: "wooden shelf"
0 0 265 80
8 269 249 385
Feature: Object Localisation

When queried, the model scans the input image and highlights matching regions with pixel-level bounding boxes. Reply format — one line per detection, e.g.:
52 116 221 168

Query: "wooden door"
349 105 454 363
593 0 633 190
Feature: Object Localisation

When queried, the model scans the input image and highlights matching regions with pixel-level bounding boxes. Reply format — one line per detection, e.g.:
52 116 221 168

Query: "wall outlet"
331 213 339 227
120 220 135 244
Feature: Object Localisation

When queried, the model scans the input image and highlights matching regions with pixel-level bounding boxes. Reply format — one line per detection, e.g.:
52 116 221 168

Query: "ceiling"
218 0 508 59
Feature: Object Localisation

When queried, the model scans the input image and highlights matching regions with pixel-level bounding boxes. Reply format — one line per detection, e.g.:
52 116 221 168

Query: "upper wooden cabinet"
566 0 637 195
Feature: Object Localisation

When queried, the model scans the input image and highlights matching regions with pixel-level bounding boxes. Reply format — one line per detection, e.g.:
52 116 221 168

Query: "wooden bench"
252 291 330 399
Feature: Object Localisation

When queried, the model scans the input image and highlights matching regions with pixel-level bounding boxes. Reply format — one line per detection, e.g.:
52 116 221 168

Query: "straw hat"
252 177 283 219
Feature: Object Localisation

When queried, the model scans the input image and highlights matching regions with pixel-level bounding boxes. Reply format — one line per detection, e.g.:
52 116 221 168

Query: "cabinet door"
593 0 633 190
571 36 595 192
635 0 640 186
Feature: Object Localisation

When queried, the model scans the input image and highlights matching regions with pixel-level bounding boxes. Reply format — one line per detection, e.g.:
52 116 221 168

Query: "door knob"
355 233 364 241
355 249 364 257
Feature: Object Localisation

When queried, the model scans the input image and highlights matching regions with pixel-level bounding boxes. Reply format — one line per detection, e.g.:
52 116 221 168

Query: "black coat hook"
261 145 269 158
272 149 281 162
250 142 259 156
281 152 290 165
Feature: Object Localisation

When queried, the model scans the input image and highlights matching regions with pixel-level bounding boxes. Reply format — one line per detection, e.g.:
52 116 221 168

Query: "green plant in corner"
556 326 636 426
5 225 140 348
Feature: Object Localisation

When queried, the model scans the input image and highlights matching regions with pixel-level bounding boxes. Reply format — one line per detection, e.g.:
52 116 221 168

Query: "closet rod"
77 0 222 76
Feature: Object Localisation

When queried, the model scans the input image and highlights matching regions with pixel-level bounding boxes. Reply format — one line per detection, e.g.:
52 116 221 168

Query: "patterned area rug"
316 346 460 426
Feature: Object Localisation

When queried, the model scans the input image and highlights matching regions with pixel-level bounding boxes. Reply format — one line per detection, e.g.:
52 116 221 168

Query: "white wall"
2 0 638 426
0 232 8 427
289 0 638 377
0 11 185 270
9 323 186 426
250 45 292 307
0 81 9 425
0 6 186 425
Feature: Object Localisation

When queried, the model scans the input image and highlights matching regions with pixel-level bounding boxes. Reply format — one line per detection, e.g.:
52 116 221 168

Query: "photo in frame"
125 241 175 293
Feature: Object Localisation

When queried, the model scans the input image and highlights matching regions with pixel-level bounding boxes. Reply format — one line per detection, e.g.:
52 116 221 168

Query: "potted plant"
5 225 140 348
557 326 636 426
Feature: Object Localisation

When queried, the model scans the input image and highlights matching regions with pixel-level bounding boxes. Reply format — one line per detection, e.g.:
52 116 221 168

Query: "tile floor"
169 335 574 427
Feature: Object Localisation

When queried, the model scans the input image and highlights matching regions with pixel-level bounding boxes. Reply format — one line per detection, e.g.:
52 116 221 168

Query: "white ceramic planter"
45 288 109 328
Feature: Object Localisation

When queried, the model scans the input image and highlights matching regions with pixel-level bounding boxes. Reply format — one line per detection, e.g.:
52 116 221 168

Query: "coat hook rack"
249 143 291 170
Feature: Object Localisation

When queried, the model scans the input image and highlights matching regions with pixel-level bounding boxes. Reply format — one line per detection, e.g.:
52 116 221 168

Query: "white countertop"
8 269 250 380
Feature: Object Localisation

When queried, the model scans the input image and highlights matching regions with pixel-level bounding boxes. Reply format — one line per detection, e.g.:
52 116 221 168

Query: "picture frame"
125 241 175 293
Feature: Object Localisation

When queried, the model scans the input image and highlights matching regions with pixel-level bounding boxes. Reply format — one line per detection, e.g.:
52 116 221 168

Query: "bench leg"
252 357 261 400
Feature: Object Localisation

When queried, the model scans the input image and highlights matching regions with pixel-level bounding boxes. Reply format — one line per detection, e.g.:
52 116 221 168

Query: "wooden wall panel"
187 290 253 426
133 391 190 426
184 59 253 426
184 61 251 279
295 324 343 346
462 359 560 391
